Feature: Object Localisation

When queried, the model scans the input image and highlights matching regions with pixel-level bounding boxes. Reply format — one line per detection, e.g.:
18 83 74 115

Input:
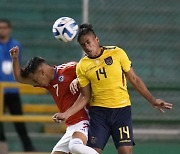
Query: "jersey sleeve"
76 62 90 87
118 48 132 72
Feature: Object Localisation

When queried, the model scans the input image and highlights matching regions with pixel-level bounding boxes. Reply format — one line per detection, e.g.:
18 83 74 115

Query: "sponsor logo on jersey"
80 128 85 132
58 75 64 82
104 56 113 65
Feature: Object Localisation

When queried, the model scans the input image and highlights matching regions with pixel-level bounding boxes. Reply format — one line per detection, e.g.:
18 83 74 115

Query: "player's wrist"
12 57 19 60
65 111 72 120
150 97 156 105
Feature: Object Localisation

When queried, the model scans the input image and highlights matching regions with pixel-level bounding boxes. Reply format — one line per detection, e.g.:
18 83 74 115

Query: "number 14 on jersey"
96 67 107 80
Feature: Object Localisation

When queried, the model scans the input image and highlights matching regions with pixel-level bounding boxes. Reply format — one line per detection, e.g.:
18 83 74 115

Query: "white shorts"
52 120 89 153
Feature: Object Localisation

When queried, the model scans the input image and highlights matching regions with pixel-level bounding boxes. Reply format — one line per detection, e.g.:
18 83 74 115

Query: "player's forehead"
0 22 10 28
79 33 96 43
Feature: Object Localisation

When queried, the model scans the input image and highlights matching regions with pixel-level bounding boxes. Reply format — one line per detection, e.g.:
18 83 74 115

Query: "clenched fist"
9 46 19 59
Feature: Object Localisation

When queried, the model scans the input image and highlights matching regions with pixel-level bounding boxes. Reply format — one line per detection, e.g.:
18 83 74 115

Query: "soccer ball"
52 17 79 42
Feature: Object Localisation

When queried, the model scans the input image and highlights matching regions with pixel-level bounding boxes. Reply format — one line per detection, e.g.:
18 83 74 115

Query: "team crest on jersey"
104 56 113 65
58 75 64 82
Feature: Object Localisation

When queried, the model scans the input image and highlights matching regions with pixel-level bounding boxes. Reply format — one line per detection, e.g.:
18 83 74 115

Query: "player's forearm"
65 94 89 118
12 58 23 82
131 76 156 104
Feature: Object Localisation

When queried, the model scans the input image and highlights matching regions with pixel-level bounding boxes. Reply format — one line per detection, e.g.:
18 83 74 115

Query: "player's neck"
0 36 10 43
48 67 55 81
88 47 104 59
97 47 102 56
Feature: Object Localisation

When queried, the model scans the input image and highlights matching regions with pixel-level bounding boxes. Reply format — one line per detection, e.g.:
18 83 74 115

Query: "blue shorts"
87 106 135 150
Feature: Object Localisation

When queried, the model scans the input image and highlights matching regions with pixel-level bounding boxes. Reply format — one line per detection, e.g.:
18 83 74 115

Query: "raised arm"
10 46 37 86
125 67 173 112
53 83 91 122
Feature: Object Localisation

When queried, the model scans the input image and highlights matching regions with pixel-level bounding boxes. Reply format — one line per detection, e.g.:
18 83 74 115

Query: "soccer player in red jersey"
9 46 98 154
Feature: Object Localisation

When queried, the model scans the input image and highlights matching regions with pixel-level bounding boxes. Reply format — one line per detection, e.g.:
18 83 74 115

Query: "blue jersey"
0 38 22 94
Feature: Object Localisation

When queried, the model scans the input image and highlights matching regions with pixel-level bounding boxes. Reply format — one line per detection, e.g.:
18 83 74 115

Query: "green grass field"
103 140 180 154
8 136 180 154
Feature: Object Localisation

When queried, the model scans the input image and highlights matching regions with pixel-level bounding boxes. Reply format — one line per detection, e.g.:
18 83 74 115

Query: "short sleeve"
76 62 90 87
118 48 132 72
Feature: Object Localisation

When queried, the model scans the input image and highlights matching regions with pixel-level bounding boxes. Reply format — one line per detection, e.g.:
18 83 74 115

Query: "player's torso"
0 40 20 81
79 46 131 108
48 62 78 111
47 62 89 125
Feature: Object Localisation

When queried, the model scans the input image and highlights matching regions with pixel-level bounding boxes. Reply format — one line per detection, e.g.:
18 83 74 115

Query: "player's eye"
81 44 85 47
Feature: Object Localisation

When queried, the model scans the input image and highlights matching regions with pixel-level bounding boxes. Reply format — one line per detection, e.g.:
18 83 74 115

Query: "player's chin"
87 52 97 58
85 50 92 55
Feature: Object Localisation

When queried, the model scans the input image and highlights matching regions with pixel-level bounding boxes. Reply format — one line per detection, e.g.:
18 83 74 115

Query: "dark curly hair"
77 23 96 42
21 57 45 78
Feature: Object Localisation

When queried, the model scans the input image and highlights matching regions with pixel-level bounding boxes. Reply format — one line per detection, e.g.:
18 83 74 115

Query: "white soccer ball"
52 17 79 42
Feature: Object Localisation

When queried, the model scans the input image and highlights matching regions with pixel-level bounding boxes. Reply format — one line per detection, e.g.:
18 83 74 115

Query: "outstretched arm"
52 83 91 122
10 46 37 86
125 67 173 112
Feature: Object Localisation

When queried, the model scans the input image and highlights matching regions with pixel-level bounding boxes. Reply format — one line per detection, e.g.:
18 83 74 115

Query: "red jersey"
45 62 89 126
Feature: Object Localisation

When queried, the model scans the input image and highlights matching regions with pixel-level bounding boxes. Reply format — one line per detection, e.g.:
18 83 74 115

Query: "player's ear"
38 69 44 76
95 36 99 43
41 70 45 76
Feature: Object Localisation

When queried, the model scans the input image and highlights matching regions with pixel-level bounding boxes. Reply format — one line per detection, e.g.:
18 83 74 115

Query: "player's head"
0 19 12 41
22 57 52 86
77 23 101 58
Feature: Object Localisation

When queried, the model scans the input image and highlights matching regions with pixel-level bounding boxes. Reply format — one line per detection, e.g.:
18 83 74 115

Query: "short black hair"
0 19 12 28
77 23 96 42
21 57 46 78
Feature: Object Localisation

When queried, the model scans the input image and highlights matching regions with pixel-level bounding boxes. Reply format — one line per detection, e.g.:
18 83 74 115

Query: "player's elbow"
13 73 19 81
79 93 90 106
83 95 90 104
14 77 22 83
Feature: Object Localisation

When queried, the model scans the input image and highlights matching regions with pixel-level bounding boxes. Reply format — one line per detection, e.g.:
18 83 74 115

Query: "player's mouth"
86 50 92 53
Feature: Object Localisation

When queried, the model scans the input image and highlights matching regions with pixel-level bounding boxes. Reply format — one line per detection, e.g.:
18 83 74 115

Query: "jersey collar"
48 66 58 86
53 66 58 80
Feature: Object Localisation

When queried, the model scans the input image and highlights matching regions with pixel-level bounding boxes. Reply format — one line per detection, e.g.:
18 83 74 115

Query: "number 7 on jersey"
53 84 59 96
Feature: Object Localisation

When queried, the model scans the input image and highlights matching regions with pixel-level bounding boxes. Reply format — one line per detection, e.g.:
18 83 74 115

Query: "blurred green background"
0 0 180 153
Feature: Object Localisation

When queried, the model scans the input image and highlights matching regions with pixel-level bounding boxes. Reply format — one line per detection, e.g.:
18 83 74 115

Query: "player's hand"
9 46 19 59
70 78 79 95
152 98 173 112
52 112 68 123
52 113 63 123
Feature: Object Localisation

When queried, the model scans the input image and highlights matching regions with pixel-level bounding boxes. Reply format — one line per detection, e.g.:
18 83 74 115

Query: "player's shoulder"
104 46 128 57
103 46 124 52
76 58 90 73
10 38 22 46
60 61 77 67
56 61 77 70
77 55 89 65
103 45 117 50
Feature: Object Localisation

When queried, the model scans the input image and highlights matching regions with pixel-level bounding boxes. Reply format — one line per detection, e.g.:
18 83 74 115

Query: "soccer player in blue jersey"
0 19 35 152
55 24 173 154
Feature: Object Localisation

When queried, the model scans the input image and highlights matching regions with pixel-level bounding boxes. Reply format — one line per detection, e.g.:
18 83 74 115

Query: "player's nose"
84 44 91 51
